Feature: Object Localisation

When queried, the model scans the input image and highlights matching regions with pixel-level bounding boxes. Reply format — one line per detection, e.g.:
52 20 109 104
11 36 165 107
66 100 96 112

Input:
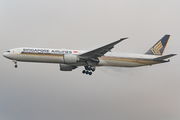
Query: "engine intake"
63 54 78 64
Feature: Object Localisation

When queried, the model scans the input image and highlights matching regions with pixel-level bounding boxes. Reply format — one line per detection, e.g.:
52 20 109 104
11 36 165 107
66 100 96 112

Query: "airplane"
3 35 176 75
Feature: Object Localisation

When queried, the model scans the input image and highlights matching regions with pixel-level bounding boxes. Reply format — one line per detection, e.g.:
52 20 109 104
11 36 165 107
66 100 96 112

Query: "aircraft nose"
3 52 8 58
3 52 6 57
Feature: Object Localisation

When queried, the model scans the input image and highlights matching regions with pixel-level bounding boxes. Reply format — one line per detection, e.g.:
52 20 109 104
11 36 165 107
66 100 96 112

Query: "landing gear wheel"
89 72 92 75
82 70 86 74
86 71 89 74
92 68 95 72
83 66 96 75
85 66 89 70
15 65 18 68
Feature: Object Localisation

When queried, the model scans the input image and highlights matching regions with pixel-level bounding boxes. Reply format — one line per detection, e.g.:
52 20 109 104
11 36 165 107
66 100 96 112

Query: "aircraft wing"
79 37 128 60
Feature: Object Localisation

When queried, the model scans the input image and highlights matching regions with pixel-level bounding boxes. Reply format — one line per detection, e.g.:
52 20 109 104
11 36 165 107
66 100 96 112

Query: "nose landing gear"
15 64 18 68
82 66 95 75
13 60 18 68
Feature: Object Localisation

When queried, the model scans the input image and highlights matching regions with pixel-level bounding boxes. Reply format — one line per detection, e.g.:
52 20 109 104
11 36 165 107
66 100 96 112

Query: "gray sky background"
0 0 180 120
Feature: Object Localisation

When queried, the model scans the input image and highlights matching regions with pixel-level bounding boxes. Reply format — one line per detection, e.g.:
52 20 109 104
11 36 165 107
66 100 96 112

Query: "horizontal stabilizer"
153 54 177 60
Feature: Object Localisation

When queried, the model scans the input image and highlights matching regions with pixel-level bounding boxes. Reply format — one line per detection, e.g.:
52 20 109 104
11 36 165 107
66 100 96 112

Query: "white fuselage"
3 47 167 67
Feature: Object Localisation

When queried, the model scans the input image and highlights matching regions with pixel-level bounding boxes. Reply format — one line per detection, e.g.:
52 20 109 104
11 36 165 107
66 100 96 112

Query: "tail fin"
145 35 170 55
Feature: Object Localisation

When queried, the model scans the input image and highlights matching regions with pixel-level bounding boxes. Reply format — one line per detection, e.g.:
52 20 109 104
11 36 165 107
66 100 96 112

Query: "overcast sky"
0 0 180 120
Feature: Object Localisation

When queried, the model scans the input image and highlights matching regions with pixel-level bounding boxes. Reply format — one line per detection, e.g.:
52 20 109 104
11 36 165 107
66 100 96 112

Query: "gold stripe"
99 56 160 65
21 52 63 57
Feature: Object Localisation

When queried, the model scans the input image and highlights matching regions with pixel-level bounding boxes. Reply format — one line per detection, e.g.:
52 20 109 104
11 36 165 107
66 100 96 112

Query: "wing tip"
172 54 177 56
120 37 128 40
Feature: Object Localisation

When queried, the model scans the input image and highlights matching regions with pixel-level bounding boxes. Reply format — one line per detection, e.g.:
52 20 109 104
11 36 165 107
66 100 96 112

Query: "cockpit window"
6 51 10 52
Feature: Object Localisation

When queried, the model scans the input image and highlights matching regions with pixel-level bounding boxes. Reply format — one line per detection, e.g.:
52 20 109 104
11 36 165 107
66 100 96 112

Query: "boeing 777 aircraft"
3 35 176 75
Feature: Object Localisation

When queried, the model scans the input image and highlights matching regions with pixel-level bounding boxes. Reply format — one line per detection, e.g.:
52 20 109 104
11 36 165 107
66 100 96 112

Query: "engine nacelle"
60 64 77 71
63 54 78 64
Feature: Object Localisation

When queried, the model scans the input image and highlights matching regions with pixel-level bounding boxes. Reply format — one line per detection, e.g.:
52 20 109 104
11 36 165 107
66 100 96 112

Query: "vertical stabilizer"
145 35 170 55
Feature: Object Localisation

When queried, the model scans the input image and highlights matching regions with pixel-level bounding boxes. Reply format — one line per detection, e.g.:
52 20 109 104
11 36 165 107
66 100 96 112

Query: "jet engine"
63 54 79 64
60 64 77 71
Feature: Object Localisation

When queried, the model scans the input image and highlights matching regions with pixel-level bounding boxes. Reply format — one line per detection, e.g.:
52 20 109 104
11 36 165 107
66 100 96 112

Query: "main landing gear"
82 66 96 75
13 60 18 68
